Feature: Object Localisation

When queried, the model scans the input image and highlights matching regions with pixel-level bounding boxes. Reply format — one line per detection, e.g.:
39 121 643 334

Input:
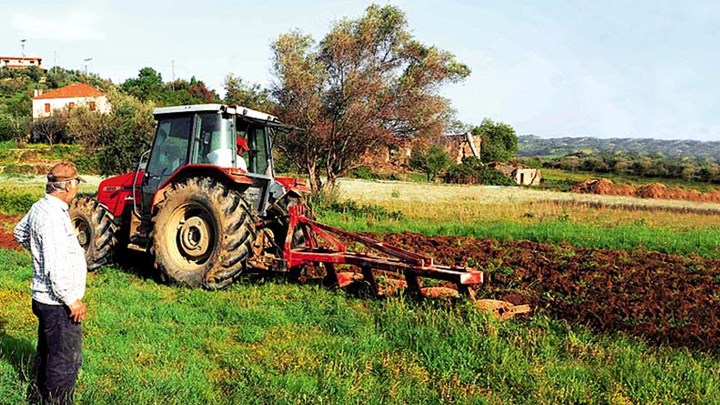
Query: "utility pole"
83 57 92 75
171 60 175 91
20 39 26 56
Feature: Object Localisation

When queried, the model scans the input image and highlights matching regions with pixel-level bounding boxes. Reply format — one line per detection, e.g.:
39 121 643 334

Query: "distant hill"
518 135 720 162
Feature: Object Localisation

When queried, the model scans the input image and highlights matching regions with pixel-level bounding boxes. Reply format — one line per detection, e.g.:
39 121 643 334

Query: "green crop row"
318 212 720 259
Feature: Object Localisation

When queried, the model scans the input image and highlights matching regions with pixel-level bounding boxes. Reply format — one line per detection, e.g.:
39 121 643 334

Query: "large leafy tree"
271 4 470 191
121 67 164 102
474 118 518 163
97 89 156 175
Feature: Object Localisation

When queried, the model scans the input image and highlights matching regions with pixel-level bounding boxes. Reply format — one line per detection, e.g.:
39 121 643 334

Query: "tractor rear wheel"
152 177 255 289
69 197 118 271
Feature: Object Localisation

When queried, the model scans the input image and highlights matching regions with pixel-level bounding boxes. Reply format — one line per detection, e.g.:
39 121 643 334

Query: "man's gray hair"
46 180 70 194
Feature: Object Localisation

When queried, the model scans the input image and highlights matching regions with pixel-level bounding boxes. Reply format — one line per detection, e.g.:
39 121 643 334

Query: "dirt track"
373 232 720 351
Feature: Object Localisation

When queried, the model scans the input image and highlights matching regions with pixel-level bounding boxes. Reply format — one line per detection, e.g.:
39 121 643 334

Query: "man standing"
14 162 88 405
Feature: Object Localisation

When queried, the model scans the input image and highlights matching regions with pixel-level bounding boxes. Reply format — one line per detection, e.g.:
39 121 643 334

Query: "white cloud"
11 9 106 42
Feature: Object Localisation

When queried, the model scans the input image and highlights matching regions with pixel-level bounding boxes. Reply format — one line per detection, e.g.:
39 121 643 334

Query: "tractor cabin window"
193 113 235 167
146 116 192 178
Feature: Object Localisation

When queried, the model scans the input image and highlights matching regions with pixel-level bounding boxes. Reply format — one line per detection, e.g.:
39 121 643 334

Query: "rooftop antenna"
20 39 26 56
171 60 175 91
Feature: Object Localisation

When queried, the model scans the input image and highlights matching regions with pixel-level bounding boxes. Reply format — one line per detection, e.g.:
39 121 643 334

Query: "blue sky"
1 0 718 140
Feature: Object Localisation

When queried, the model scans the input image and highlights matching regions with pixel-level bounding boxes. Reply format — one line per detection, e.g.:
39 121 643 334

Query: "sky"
1 0 719 141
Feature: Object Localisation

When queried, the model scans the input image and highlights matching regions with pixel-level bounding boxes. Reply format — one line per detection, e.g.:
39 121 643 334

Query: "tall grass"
1 249 719 404
318 212 720 259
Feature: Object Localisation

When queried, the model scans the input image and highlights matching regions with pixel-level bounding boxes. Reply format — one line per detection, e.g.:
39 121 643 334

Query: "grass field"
2 176 720 403
2 249 720 404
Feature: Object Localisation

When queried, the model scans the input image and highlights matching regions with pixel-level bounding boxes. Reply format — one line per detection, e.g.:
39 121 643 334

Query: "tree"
32 113 67 145
271 5 470 191
66 105 107 149
474 118 518 163
121 67 164 102
0 92 32 142
223 74 274 112
0 112 31 143
410 145 451 181
163 78 220 105
97 89 155 175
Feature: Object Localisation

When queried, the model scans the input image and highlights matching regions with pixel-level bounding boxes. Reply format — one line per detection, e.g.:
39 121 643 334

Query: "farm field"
1 176 720 403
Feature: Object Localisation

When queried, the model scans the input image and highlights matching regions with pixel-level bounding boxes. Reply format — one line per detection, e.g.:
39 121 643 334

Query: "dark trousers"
30 300 83 405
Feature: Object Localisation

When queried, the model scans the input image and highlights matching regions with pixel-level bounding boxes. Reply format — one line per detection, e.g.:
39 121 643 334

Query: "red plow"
279 205 484 300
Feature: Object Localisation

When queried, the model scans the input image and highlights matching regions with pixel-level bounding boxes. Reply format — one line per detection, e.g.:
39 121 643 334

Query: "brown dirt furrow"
370 231 720 351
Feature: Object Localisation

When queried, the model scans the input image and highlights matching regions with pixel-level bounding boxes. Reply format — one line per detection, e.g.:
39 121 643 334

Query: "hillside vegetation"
519 135 720 161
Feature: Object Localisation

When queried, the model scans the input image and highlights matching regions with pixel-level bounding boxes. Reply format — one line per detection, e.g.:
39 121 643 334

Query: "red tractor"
69 104 483 296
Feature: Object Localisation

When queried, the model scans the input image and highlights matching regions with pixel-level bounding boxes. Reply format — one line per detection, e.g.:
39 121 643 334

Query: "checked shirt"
14 194 87 306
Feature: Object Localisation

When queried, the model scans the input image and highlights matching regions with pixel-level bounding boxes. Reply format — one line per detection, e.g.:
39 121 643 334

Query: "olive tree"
271 4 470 191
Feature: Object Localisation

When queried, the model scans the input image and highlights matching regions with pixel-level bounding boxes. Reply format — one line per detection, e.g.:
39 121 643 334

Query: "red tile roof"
33 83 105 100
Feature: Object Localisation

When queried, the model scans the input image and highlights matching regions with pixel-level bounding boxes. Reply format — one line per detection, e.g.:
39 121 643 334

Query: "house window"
89 101 96 111
68 102 75 109
44 103 50 113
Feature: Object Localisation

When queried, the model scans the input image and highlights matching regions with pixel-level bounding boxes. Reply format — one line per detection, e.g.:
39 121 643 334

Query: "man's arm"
13 214 31 250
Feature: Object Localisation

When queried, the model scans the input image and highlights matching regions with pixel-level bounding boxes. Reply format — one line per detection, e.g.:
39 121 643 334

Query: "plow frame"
277 205 483 299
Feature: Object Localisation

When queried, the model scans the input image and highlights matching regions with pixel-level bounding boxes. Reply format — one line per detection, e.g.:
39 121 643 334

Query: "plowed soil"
0 214 21 251
371 232 720 351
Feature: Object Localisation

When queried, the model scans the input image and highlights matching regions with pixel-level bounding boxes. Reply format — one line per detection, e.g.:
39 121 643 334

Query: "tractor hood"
97 171 139 217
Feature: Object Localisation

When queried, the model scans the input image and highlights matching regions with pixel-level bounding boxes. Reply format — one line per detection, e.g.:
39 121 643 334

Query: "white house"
31 83 111 119
0 55 43 69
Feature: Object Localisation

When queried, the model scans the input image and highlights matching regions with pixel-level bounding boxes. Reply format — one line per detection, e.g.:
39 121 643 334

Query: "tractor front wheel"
69 197 118 271
152 177 255 289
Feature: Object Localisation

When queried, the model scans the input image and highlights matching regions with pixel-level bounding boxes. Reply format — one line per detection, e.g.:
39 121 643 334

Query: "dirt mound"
636 183 668 198
572 179 635 196
574 178 720 202
372 231 720 352
573 179 615 195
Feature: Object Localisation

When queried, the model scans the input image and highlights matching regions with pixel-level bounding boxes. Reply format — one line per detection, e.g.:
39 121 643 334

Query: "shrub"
444 157 515 186
349 166 379 180
410 145 451 181
325 199 404 221
0 190 36 214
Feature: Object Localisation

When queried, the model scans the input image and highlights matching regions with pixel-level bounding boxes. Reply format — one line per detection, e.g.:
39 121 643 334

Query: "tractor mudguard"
96 165 255 219
152 164 254 209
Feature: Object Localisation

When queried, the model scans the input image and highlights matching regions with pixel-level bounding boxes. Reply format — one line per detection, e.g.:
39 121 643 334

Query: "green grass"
1 248 719 404
317 211 720 259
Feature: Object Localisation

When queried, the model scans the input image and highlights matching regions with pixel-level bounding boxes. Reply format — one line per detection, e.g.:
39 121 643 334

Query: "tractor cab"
139 104 279 217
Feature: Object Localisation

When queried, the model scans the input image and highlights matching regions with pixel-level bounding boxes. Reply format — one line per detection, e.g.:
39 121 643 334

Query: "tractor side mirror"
203 132 212 145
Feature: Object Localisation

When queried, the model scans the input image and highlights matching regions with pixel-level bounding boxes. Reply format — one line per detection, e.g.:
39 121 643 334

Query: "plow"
68 103 527 317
